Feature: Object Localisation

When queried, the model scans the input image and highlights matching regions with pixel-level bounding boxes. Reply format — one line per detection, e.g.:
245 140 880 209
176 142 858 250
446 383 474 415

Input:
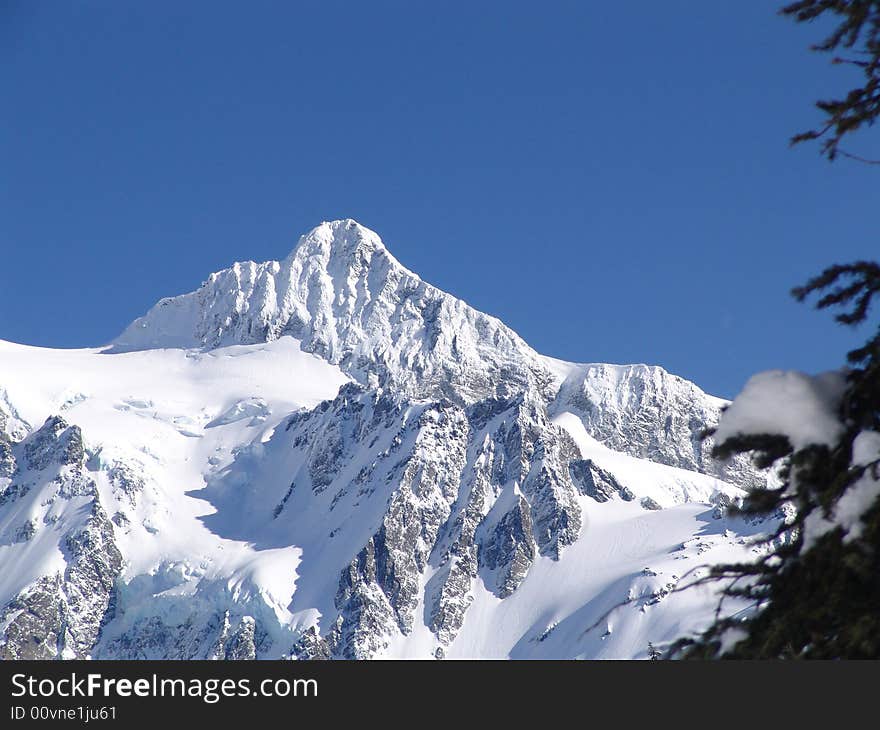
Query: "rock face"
0 388 29 444
101 610 266 661
0 220 768 660
114 220 760 488
552 363 763 488
212 614 259 660
0 417 122 659
210 383 592 656
569 458 635 503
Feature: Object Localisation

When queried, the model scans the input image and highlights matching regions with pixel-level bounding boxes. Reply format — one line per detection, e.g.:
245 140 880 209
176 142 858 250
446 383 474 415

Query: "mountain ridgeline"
0 220 766 659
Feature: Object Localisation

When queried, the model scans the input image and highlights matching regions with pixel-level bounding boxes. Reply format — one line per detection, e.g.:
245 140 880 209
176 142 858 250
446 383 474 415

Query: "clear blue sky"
2 1 877 398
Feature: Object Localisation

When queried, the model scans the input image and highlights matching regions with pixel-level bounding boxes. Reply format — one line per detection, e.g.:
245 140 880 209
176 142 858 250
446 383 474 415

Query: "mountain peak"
113 221 545 403
287 219 389 262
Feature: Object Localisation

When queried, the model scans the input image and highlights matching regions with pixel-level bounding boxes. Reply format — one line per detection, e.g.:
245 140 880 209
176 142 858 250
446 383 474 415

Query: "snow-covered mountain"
0 220 771 659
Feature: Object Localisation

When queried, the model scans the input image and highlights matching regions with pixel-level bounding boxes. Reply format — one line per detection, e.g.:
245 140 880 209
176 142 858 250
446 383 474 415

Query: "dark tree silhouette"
672 4 880 658
675 265 880 658
782 0 880 161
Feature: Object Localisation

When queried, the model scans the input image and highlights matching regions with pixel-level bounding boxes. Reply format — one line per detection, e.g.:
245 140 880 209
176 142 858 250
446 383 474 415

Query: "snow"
0 335 348 637
553 411 742 506
0 219 778 659
852 429 880 468
714 370 847 450
207 398 271 428
111 220 547 405
391 498 762 659
714 369 880 551
0 336 347 444
834 465 880 543
803 430 880 548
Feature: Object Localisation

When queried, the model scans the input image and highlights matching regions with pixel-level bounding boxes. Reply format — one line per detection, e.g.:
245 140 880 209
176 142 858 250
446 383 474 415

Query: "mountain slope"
0 220 769 659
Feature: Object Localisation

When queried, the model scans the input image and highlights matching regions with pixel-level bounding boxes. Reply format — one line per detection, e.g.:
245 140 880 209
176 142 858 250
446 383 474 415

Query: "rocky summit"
0 220 772 660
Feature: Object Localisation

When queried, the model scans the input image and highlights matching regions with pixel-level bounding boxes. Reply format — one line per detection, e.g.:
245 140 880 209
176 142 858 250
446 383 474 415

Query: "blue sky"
2 1 877 398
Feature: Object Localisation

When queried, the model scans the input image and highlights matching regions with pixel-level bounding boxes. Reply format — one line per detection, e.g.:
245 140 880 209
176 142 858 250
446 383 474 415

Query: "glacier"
0 219 773 659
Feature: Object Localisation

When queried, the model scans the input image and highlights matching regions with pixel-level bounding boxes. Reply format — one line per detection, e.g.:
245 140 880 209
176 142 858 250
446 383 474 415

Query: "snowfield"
0 220 774 660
